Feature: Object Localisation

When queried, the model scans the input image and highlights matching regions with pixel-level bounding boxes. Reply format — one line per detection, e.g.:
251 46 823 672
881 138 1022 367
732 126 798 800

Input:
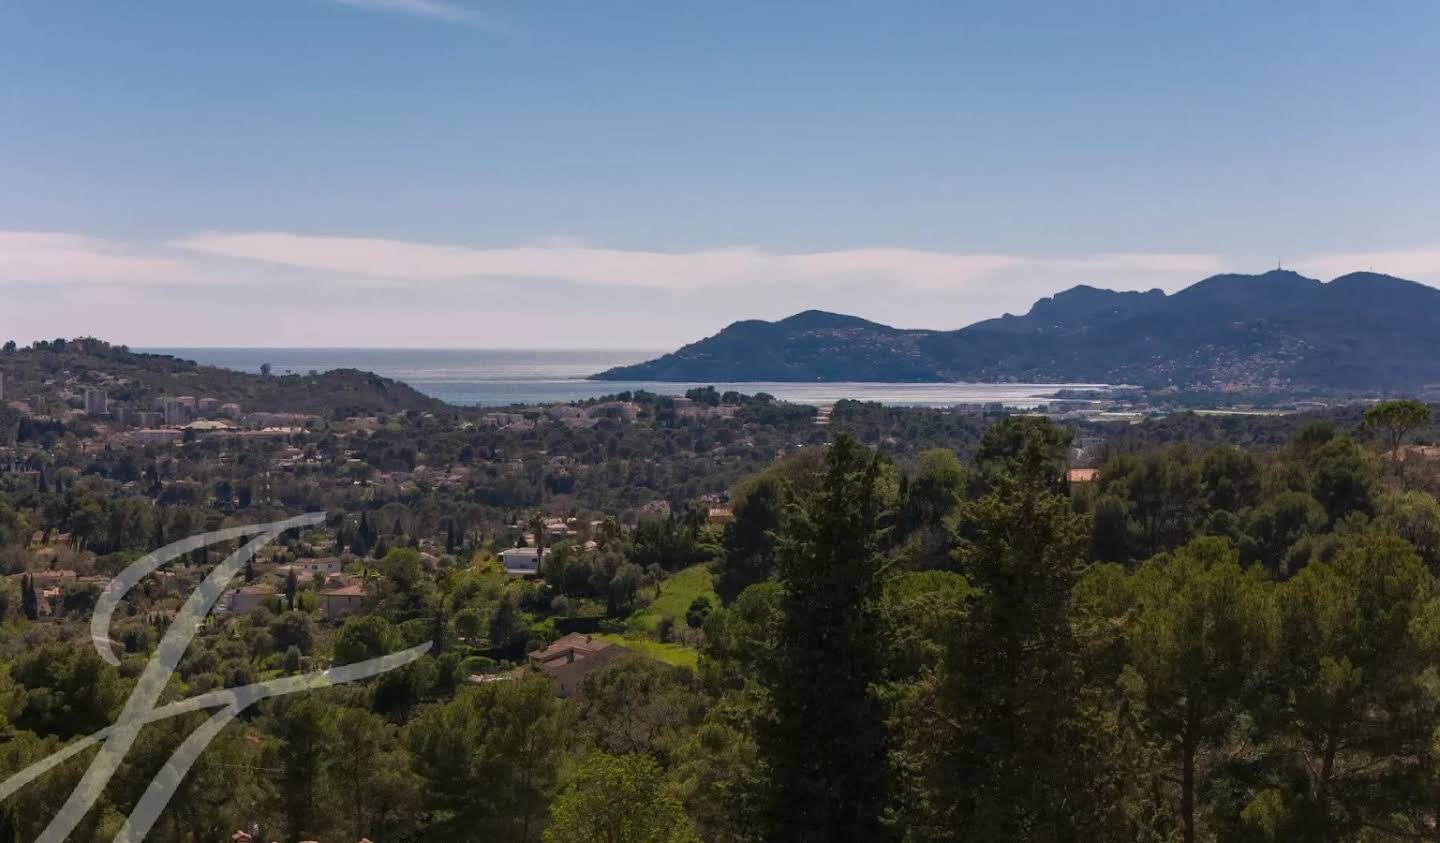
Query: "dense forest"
0 393 1439 840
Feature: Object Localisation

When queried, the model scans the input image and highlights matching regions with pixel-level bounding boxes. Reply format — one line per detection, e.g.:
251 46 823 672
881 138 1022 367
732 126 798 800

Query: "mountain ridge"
592 270 1440 392
0 339 449 417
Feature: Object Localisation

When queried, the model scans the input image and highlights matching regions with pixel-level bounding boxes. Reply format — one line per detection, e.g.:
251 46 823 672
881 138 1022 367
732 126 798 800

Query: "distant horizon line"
134 346 667 353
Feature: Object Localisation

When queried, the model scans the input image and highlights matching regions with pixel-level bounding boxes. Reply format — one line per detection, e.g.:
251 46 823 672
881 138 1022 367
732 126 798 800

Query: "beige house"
277 557 344 578
636 499 671 522
322 583 366 621
30 569 78 586
528 633 626 698
133 429 184 446
226 583 276 614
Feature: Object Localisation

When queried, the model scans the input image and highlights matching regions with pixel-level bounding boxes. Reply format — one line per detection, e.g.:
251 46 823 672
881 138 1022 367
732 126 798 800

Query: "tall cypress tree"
20 574 38 621
358 512 374 554
285 568 298 612
759 434 894 842
431 599 447 656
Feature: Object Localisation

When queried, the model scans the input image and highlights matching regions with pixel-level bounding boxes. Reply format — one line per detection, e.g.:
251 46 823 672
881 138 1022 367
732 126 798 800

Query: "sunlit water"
143 348 1113 408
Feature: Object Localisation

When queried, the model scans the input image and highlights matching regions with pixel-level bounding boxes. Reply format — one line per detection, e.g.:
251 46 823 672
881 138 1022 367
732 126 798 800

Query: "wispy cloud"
164 231 1220 292
0 230 1232 348
332 0 500 28
23 229 1440 349
0 232 217 286
28 229 1440 315
1296 246 1440 281
29 229 1440 297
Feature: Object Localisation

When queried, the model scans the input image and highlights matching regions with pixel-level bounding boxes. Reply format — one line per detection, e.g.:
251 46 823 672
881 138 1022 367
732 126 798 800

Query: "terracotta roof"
30 569 78 581
1397 445 1440 461
323 583 366 597
539 641 627 697
1067 468 1099 483
528 633 613 666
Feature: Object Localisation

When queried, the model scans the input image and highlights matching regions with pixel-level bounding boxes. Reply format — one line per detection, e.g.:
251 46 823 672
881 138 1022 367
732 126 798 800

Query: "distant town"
0 339 1423 842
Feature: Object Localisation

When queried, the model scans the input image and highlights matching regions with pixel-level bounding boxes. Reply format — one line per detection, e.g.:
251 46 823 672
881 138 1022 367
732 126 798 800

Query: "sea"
141 348 1111 409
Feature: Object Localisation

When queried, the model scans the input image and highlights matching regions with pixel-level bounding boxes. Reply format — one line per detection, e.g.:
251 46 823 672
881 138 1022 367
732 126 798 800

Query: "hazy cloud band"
7 228 1440 347
0 229 1230 291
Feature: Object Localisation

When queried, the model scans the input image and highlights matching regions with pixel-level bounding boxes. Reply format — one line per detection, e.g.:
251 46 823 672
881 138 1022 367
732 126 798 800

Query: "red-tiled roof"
528 633 613 665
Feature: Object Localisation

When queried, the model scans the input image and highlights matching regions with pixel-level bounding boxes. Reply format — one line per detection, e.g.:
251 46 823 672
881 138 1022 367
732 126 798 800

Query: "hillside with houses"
4 339 1440 839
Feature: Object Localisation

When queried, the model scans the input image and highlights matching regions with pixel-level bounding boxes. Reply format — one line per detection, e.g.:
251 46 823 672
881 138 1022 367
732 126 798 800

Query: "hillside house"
500 547 541 576
321 583 366 621
276 557 343 578
226 583 276 614
528 633 626 698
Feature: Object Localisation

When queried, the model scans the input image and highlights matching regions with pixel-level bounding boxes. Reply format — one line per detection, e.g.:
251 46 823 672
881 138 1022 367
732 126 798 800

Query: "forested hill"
0 338 446 416
593 270 1440 392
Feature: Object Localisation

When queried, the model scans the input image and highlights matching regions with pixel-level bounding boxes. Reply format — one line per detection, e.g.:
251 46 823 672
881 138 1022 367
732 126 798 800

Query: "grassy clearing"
629 564 717 632
602 564 717 668
596 633 701 668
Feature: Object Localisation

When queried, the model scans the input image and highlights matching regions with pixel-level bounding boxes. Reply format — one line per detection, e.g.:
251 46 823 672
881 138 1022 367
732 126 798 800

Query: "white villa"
499 547 542 576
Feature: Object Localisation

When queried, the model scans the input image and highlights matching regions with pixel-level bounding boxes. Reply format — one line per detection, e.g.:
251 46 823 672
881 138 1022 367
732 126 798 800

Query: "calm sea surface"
142 348 1110 408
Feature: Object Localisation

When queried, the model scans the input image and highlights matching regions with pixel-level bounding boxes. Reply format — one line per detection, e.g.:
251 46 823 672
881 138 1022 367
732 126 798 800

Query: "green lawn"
602 564 717 668
630 564 717 632
596 633 701 668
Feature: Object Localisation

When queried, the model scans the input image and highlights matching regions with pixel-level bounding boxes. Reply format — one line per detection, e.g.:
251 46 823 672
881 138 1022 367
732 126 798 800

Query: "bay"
141 348 1112 408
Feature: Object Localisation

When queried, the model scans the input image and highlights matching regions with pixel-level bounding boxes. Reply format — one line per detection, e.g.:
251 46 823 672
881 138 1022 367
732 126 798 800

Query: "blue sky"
2 1 1439 347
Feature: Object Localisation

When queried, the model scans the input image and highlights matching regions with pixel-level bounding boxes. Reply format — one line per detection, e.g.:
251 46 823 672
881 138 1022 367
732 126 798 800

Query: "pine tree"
0 807 18 843
490 593 521 651
1127 538 1273 843
893 416 1097 839
759 434 894 842
1275 529 1434 834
